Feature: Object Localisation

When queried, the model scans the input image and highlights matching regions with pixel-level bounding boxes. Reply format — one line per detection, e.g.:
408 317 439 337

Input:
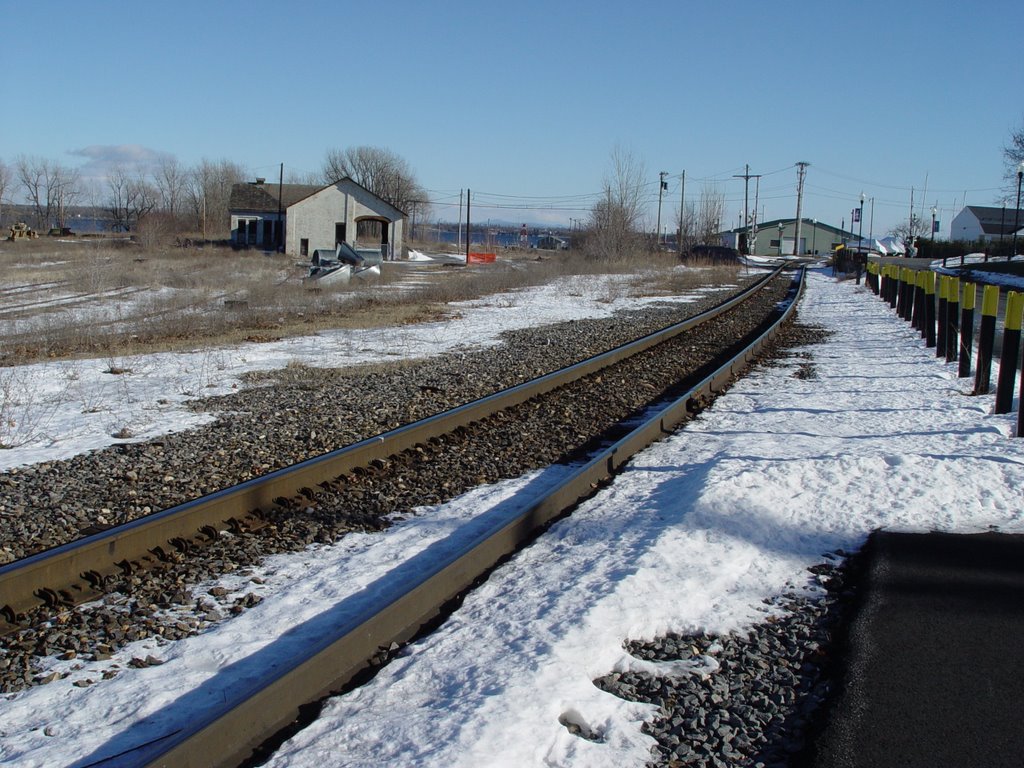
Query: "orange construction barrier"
468 252 496 263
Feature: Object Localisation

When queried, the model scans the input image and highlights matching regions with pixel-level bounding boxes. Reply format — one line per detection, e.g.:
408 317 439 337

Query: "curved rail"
0 266 787 629
130 267 805 768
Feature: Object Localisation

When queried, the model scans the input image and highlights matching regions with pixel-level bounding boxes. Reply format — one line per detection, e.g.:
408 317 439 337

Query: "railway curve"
0 266 804 766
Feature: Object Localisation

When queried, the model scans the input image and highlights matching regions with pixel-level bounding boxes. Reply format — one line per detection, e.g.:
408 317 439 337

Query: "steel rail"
128 267 805 768
0 266 786 628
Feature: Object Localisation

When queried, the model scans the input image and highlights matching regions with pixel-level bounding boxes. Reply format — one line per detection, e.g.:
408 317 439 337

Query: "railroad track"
0 266 803 766
0 279 71 299
0 286 151 320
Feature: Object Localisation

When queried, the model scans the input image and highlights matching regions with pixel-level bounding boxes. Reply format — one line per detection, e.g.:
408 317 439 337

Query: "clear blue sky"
3 0 1022 238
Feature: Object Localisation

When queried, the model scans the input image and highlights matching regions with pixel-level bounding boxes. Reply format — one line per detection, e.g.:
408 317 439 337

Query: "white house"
228 177 405 259
949 205 1024 243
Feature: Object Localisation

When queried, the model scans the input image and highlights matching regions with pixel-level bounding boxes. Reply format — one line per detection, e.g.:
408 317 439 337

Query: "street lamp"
811 218 817 255
931 206 937 241
1013 161 1024 259
778 222 784 257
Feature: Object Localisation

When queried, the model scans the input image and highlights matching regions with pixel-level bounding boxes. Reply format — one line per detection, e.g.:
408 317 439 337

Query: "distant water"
427 230 571 249
65 216 110 234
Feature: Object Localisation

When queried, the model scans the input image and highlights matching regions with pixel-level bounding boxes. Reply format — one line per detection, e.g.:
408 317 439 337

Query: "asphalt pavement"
807 530 1024 767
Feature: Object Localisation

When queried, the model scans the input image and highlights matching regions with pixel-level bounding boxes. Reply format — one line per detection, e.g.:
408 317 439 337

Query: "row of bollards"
866 262 1024 436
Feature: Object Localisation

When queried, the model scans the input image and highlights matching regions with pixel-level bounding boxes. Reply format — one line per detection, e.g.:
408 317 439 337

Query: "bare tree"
321 145 426 214
286 168 322 185
676 200 697 254
15 155 82 230
695 184 725 245
184 158 248 237
890 214 931 253
17 156 47 228
1004 120 1024 173
154 155 188 219
675 183 726 254
52 166 82 230
584 146 648 260
0 158 8 227
1007 133 1024 165
107 165 158 232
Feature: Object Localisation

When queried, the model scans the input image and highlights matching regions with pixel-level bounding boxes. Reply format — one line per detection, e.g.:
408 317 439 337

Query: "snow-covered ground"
3 270 1024 767
0 271 725 469
931 253 1024 290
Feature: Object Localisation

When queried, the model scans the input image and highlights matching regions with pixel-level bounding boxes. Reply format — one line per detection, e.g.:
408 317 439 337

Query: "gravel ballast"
595 553 859 768
0 273 854 768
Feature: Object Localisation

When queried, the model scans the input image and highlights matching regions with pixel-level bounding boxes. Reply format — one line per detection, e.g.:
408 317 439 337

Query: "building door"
781 237 806 255
335 223 346 245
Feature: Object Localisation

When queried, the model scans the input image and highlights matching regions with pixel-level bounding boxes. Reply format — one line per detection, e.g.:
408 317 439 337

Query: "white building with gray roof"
229 177 405 259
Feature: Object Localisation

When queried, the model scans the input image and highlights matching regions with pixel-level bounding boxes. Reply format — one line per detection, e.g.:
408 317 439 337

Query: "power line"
813 165 1002 194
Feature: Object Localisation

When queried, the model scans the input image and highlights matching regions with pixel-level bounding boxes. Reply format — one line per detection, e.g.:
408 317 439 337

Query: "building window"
300 238 309 257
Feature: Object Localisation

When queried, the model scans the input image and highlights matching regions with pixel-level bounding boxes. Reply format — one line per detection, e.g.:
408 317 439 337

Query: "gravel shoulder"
1 273 861 768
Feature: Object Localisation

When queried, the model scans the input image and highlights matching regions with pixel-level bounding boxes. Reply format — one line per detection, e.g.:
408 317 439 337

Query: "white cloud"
67 144 174 180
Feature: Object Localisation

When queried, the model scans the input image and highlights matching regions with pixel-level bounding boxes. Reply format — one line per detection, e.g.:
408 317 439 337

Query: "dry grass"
0 239 743 365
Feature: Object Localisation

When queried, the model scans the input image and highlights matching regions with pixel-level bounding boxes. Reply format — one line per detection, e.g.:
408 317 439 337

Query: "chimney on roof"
255 177 266 185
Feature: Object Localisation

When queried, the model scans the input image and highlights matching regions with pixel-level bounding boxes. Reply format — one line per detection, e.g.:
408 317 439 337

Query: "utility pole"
677 170 686 256
751 174 761 255
734 165 751 255
909 186 915 253
733 165 761 255
465 189 471 262
794 162 809 256
277 162 283 251
656 171 668 247
457 189 463 251
858 192 865 246
1013 162 1023 259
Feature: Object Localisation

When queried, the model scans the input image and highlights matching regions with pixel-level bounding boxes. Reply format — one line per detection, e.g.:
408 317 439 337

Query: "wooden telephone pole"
793 162 809 256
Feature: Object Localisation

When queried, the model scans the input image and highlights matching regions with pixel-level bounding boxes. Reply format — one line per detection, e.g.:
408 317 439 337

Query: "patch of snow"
3 271 1023 767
